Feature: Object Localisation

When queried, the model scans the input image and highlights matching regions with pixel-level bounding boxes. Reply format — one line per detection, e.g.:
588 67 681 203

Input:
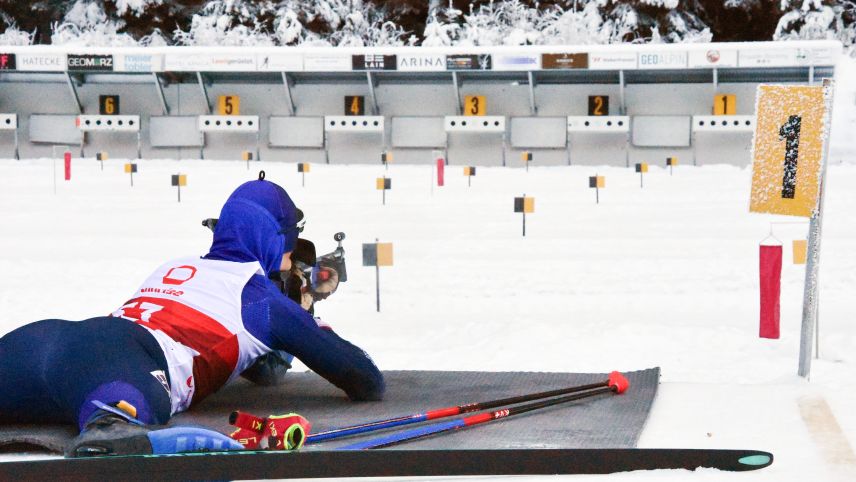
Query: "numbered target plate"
77 115 140 132
217 95 240 116
692 115 755 132
567 116 629 133
324 116 384 132
198 115 259 132
464 95 486 116
750 84 829 218
444 116 505 132
0 113 16 130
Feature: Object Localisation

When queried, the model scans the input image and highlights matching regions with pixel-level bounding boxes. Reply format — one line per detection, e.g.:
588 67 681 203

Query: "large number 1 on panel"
779 115 802 199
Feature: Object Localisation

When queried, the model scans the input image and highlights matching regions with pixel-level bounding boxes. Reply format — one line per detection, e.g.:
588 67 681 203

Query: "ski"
0 448 772 480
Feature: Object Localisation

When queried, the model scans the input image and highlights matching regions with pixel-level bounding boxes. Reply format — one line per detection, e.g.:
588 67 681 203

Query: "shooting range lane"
0 368 659 453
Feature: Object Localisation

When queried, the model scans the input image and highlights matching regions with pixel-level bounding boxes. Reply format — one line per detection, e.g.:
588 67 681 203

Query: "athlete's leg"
0 319 68 424
0 317 171 429
43 317 173 430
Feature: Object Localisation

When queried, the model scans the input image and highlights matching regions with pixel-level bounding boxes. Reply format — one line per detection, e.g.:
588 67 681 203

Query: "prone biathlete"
0 177 384 456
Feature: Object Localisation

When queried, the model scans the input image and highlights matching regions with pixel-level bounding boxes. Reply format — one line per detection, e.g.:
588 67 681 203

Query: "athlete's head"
208 174 302 276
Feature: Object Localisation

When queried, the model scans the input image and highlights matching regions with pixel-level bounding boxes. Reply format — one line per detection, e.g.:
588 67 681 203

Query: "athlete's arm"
242 276 384 401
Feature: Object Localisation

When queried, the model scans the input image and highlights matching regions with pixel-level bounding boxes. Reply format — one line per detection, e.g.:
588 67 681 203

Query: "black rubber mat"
0 368 659 454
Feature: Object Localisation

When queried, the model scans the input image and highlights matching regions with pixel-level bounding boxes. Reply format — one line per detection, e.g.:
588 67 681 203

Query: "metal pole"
618 70 626 115
366 72 378 115
281 72 296 115
375 264 380 312
197 72 211 114
797 79 834 378
65 72 83 114
522 212 526 237
527 71 537 115
152 73 169 115
452 72 462 115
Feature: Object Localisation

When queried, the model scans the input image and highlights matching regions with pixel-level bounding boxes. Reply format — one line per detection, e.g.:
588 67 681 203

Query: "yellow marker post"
124 162 137 187
376 177 391 205
96 151 108 171
242 151 253 170
362 240 394 312
381 151 392 171
464 95 486 116
297 162 310 187
589 175 605 203
218 95 240 115
521 151 533 172
171 174 187 202
463 166 476 187
635 162 648 188
513 195 535 236
666 157 678 176
750 82 834 378
793 239 808 265
713 94 736 115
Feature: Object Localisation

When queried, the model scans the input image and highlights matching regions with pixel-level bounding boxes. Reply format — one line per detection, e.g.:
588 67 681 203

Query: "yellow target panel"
793 239 808 264
172 174 187 187
750 85 829 218
242 151 253 161
376 243 394 267
635 163 649 173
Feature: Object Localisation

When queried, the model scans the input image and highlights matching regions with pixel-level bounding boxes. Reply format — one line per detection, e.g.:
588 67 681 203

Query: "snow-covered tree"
775 0 856 48
51 0 140 46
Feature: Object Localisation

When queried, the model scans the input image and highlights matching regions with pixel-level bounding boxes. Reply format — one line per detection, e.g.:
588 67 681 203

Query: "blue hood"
206 180 299 276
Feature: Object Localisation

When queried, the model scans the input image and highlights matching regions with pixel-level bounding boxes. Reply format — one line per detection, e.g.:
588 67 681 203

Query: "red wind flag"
759 244 782 339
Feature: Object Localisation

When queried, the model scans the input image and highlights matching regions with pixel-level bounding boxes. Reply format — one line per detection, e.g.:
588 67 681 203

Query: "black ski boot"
65 400 153 457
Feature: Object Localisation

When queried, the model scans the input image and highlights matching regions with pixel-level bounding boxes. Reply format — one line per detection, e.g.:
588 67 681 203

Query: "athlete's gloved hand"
240 350 292 386
229 411 311 451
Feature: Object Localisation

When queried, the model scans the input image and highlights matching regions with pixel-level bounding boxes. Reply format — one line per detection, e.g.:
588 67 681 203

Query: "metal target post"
749 81 834 379
798 79 835 377
363 240 393 312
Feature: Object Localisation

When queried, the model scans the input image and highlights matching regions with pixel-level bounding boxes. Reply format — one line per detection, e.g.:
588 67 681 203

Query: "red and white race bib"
113 258 270 414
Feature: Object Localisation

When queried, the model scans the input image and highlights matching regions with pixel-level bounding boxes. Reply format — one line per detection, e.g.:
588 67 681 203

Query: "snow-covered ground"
1 156 855 479
1 58 854 481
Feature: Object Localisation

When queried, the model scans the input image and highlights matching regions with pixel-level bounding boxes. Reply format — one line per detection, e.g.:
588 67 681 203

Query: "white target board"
692 115 755 132
77 115 140 132
444 116 505 133
198 115 259 132
324 116 384 132
0 114 16 130
567 116 629 133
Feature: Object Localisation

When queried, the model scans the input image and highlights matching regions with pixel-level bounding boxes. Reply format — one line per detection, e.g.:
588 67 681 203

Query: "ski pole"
337 371 629 450
307 374 620 444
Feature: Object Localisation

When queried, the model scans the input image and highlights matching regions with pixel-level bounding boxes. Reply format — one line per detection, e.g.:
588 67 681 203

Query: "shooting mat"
0 368 659 454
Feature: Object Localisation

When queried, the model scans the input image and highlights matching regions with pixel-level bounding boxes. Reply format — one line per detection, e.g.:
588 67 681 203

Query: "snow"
1 156 855 477
0 46 854 482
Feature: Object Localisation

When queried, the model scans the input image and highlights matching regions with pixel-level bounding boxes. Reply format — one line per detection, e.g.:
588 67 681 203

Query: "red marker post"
64 152 72 181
